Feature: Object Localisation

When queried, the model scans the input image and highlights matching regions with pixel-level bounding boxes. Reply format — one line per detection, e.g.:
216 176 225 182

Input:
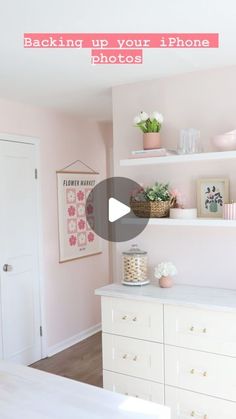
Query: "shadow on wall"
97 121 114 283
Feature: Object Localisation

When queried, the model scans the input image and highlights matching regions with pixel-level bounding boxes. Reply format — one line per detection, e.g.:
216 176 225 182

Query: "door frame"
0 132 47 360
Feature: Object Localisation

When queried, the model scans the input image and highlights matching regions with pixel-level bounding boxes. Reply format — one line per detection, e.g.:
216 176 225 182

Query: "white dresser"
95 284 236 418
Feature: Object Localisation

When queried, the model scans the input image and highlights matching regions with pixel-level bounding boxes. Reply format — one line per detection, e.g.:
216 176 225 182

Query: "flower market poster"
57 171 101 262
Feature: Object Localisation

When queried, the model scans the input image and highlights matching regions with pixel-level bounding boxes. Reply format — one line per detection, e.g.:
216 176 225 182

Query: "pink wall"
112 66 236 290
0 98 110 350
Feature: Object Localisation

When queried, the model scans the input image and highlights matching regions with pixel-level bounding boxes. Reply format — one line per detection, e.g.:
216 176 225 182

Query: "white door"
0 139 42 365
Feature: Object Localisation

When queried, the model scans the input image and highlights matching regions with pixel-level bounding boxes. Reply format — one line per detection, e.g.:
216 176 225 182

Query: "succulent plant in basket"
130 182 176 218
145 183 171 202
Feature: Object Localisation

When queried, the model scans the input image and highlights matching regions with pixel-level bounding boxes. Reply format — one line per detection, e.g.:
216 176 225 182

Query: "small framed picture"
197 178 229 218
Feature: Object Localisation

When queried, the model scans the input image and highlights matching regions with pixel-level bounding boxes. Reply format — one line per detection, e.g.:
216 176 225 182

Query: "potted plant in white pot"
134 111 164 150
154 262 177 288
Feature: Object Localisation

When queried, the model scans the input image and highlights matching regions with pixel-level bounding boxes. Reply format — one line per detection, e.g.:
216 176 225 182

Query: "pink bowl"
212 133 236 151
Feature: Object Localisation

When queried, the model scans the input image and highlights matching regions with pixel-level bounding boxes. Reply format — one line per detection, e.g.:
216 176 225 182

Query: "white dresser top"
0 361 169 419
95 283 236 312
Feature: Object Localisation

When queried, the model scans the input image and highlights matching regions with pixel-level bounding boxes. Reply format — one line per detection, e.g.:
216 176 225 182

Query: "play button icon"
108 198 130 222
86 176 149 242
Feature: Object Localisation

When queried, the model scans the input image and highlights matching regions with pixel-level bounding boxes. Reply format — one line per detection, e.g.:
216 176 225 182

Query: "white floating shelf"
123 217 236 227
120 150 236 167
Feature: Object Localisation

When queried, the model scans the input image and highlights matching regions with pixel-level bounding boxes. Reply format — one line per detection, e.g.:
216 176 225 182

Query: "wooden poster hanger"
57 159 99 175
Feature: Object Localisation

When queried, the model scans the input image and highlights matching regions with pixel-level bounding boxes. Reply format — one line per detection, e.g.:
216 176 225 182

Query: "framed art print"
57 170 102 262
197 178 229 218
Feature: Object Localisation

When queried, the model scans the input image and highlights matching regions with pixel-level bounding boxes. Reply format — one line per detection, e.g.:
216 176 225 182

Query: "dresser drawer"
165 346 236 402
101 297 163 342
165 386 236 419
103 370 164 404
102 333 164 383
164 305 236 357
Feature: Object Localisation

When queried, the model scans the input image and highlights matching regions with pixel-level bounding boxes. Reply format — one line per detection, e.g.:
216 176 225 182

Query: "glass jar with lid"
122 244 149 286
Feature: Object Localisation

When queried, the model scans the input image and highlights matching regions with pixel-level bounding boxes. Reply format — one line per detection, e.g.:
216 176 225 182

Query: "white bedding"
0 361 170 419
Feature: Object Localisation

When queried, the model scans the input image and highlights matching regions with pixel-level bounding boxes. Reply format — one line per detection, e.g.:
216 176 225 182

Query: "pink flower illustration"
68 205 76 217
77 190 85 201
88 232 94 242
86 204 94 215
69 235 77 246
78 219 85 230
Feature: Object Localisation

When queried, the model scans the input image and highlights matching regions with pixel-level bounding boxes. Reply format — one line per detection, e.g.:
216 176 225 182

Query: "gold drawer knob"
190 368 207 377
133 355 138 361
132 317 137 322
189 326 207 333
122 315 127 320
191 412 208 418
122 354 128 359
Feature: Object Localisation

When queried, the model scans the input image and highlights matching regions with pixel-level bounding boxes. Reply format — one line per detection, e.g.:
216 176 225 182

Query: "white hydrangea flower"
150 112 164 124
139 111 149 121
154 262 177 279
133 115 141 124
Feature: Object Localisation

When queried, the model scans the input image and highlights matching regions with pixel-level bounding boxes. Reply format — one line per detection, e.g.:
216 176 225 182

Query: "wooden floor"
31 332 103 388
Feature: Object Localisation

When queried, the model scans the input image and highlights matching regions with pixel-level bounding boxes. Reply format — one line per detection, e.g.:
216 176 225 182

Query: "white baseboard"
47 323 101 357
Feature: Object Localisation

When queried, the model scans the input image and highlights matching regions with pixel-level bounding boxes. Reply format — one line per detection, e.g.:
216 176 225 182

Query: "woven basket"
131 198 176 218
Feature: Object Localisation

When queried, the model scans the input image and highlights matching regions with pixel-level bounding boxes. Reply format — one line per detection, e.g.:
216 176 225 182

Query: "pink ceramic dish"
212 133 236 151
